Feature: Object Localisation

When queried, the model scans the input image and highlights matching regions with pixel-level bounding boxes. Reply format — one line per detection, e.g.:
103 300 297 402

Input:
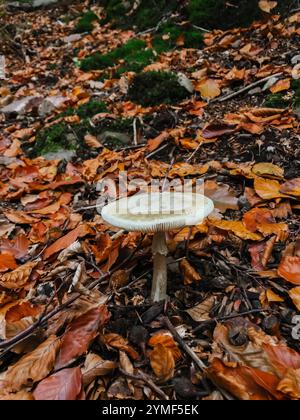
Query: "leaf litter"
0 0 300 401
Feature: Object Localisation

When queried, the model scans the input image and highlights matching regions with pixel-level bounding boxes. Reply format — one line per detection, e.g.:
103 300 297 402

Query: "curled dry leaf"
150 343 175 381
185 296 215 322
82 353 117 387
148 332 182 361
0 261 38 289
55 305 110 370
205 180 239 213
280 178 300 197
289 287 300 311
180 258 201 285
102 333 139 360
259 0 278 13
209 219 263 241
0 234 29 259
3 335 60 392
277 369 300 400
278 257 300 285
33 367 82 401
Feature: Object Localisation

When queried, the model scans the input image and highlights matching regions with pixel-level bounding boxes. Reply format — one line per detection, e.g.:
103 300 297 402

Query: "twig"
163 316 235 400
119 369 169 400
133 118 138 146
214 72 283 103
192 24 210 33
146 143 169 159
186 142 202 163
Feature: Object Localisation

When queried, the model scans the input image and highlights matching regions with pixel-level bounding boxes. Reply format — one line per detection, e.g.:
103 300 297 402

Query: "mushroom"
101 192 214 302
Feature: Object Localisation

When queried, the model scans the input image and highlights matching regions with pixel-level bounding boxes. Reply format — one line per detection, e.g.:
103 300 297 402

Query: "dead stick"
163 316 234 400
119 369 169 400
214 73 283 103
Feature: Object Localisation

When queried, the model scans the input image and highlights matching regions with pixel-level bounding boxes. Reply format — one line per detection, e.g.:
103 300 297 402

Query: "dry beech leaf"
209 219 263 241
148 333 182 361
102 333 139 360
0 390 34 400
3 335 60 392
277 369 300 399
208 358 275 400
180 258 201 285
254 178 287 200
150 343 175 381
33 367 82 401
280 178 300 196
289 287 300 311
205 180 239 213
0 261 38 289
119 350 134 375
84 134 102 149
195 79 221 99
0 234 29 259
252 163 284 179
185 296 215 322
82 353 117 387
259 0 278 13
278 257 300 285
0 254 17 272
44 224 92 260
270 78 291 94
55 306 110 370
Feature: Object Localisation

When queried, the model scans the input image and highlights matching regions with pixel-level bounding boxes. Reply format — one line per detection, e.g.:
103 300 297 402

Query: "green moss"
188 0 263 30
153 22 203 52
64 100 107 119
265 94 290 109
101 0 179 31
75 10 99 33
33 123 77 156
128 71 190 107
80 39 155 75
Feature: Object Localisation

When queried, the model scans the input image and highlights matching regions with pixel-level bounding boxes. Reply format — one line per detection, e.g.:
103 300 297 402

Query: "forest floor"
1 1 300 401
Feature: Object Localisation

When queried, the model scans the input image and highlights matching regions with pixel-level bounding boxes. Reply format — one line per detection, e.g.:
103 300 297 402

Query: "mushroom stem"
151 231 168 302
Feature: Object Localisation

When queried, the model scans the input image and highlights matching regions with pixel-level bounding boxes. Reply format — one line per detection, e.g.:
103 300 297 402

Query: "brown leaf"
259 0 278 13
270 79 291 94
208 359 274 400
202 121 237 139
44 224 92 260
205 180 239 213
3 335 60 392
33 367 82 401
148 332 182 361
185 296 215 322
254 177 287 200
0 254 17 272
180 258 201 285
289 287 300 311
263 343 300 377
278 257 300 285
82 353 117 386
55 306 110 369
0 261 38 289
280 178 300 197
0 390 34 400
84 134 102 148
102 333 139 360
209 219 263 241
277 369 300 399
252 163 284 179
150 343 175 381
0 234 29 259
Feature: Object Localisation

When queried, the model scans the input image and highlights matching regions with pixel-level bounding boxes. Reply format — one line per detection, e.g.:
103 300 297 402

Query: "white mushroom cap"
101 192 214 233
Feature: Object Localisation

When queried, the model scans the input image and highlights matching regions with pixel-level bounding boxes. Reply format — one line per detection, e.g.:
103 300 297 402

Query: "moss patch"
31 123 77 157
265 93 290 109
153 22 203 51
79 39 155 74
128 71 190 107
62 100 107 119
100 0 179 31
75 10 99 33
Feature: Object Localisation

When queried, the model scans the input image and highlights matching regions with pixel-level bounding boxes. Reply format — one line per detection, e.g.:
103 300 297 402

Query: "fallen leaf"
252 163 284 179
209 219 263 241
186 296 215 322
0 261 38 289
289 287 300 311
254 178 287 200
280 178 300 196
149 332 181 361
195 79 221 100
102 333 139 360
270 79 291 94
278 257 300 285
55 306 110 369
82 353 117 386
180 258 201 285
3 335 60 392
150 343 175 381
0 253 17 272
259 0 278 13
205 180 239 212
33 367 82 401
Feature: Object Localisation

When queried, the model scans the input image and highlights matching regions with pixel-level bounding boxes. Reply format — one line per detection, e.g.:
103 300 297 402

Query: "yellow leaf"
252 163 284 179
254 177 287 200
150 343 175 381
266 289 284 303
209 219 263 241
180 258 202 285
195 78 221 99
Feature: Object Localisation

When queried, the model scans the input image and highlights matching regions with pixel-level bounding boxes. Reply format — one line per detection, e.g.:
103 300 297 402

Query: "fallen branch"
215 72 283 103
119 368 169 400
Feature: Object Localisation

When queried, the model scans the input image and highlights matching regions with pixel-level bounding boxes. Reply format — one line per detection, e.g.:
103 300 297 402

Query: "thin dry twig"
119 368 169 400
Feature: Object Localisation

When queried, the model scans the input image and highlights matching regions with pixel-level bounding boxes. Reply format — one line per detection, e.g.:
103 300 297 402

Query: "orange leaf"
280 178 300 196
195 79 221 100
149 333 182 361
0 254 17 272
209 219 263 241
270 78 291 94
180 258 202 285
43 224 92 260
278 256 300 285
254 177 287 200
289 287 300 311
150 343 175 381
259 0 278 13
0 261 38 290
